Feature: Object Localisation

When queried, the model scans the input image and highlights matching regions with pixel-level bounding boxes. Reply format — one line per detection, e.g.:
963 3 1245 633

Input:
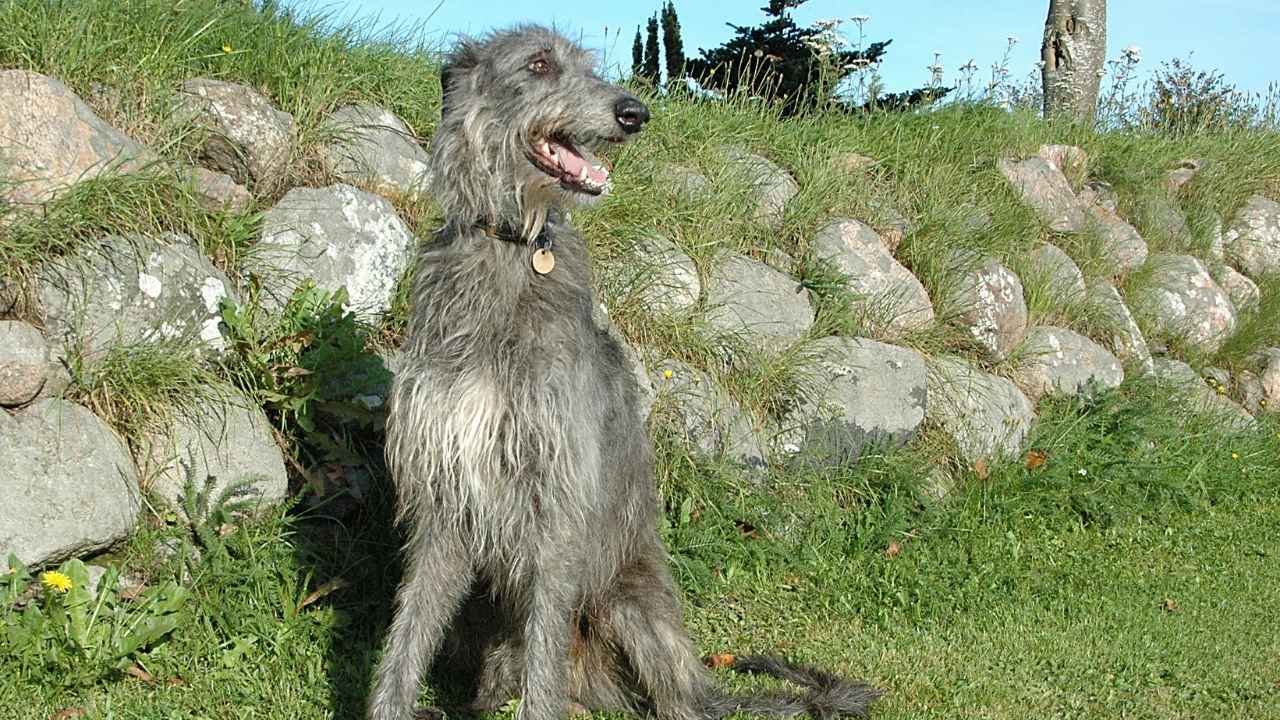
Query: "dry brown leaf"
1161 598 1179 613
1025 449 1048 470
885 541 902 559
299 576 350 611
973 458 990 480
705 653 737 669
50 709 87 720
734 520 759 539
125 664 155 683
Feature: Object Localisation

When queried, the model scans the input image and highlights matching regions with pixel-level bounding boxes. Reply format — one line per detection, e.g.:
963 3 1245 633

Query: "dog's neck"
460 206 566 244
473 218 535 244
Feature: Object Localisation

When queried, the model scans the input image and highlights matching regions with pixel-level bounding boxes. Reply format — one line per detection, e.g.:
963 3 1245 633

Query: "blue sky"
328 0 1278 97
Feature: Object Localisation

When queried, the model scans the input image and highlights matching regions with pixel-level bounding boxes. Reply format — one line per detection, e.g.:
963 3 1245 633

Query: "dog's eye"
528 59 552 75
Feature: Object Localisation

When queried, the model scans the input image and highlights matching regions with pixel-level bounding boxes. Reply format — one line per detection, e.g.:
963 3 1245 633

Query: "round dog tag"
532 247 556 275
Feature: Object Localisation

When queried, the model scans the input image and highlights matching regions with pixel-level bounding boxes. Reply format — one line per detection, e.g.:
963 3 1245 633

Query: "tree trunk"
1041 0 1107 123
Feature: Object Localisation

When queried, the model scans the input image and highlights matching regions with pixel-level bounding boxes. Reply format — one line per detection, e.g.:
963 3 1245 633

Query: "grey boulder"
0 321 54 407
251 184 415 314
781 336 927 466
1080 180 1119 213
650 359 765 468
0 70 152 207
997 156 1085 232
722 148 798 229
1037 144 1088 183
176 78 295 189
811 219 934 339
0 399 141 566
1135 254 1236 354
1165 159 1204 194
608 233 700 315
1085 205 1148 274
1012 326 1124 402
1027 242 1086 302
1251 348 1280 414
38 233 239 361
949 254 1028 362
140 391 289 516
322 104 432 197
1212 264 1260 313
1086 281 1154 376
1224 194 1280 278
1151 359 1253 430
704 254 812 353
927 357 1035 462
186 166 252 213
658 165 713 199
1140 195 1193 246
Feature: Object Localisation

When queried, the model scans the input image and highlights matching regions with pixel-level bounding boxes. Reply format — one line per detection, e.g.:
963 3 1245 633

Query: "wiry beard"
430 106 604 238
429 99 612 242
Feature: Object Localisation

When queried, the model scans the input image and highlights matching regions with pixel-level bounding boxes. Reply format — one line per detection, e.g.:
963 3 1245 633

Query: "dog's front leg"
517 530 580 720
369 523 475 720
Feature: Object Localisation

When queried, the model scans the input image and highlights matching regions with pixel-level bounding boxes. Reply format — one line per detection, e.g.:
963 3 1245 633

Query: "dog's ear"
440 38 482 120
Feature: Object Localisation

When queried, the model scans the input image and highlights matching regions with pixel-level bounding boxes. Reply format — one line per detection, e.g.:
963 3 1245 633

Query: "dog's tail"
702 654 883 719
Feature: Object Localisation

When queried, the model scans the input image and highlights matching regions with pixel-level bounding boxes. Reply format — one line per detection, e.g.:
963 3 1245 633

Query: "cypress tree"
643 14 660 83
632 27 644 78
661 2 685 83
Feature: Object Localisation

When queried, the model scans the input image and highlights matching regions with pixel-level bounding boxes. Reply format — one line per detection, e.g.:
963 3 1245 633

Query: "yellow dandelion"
1215 386 1226 395
1231 452 1240 460
40 570 72 593
662 369 674 379
222 43 234 54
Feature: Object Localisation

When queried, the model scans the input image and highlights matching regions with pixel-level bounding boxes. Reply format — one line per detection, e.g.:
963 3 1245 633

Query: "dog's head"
430 26 650 237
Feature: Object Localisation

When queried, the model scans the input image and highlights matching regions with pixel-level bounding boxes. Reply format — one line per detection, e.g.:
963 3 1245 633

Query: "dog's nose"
614 96 650 134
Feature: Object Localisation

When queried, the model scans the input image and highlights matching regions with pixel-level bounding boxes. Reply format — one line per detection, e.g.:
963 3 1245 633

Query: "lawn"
2 1 1279 718
4 388 1278 720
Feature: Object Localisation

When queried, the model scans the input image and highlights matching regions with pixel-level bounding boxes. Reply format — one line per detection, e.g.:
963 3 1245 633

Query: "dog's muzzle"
614 96 650 134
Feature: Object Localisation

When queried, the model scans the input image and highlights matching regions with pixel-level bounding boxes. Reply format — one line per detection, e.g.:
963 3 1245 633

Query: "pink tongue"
550 141 609 184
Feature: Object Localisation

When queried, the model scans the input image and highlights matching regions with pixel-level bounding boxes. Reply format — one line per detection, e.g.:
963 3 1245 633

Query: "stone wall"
2 69 1277 568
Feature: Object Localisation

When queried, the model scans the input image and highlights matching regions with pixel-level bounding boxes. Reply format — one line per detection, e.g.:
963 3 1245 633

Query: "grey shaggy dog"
369 25 882 720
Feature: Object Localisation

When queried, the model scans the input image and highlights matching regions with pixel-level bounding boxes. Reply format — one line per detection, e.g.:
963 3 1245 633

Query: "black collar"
475 220 553 253
475 220 524 243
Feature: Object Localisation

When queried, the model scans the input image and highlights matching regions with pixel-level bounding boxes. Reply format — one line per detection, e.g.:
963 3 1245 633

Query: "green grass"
3 389 1278 720
3 1 1280 718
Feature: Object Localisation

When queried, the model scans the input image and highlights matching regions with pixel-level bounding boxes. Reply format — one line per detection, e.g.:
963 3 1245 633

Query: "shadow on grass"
289 470 400 719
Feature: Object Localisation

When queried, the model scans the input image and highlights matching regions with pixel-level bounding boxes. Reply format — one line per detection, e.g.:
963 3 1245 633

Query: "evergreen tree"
684 0 892 115
643 14 661 83
661 2 685 83
632 27 644 79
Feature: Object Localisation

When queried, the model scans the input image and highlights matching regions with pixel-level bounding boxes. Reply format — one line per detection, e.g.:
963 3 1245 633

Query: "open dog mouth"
528 134 617 195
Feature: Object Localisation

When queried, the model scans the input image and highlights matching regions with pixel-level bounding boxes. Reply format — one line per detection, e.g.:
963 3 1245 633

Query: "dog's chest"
437 311 597 514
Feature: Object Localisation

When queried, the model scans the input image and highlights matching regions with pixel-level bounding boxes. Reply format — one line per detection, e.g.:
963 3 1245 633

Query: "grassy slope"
2 1 1279 719
3 389 1278 720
